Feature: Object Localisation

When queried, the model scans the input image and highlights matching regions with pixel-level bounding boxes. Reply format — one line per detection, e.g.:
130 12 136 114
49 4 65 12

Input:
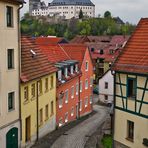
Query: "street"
51 105 109 148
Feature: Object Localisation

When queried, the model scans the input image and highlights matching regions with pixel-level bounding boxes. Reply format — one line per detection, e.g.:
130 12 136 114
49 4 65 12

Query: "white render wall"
32 5 95 19
0 1 20 147
99 70 114 104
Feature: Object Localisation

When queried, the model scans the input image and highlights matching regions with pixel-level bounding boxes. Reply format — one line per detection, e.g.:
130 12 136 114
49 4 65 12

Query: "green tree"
79 9 84 19
104 11 111 18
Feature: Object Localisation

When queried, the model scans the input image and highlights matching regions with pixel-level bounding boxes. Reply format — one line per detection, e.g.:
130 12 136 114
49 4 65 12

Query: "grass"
101 135 112 148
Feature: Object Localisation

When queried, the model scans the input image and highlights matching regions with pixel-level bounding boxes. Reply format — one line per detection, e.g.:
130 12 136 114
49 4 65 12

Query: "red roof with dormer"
21 36 57 82
112 18 148 74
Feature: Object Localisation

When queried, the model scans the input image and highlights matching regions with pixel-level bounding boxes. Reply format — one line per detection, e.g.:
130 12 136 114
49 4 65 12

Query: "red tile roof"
36 44 71 63
60 44 87 66
35 36 68 45
21 36 57 82
112 18 148 74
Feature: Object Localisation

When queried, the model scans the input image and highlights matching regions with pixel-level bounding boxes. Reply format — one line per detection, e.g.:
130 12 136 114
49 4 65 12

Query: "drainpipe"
36 80 39 141
18 3 24 143
78 74 81 119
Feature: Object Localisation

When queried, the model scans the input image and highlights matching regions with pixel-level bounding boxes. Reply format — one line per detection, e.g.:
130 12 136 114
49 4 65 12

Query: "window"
105 82 108 89
75 64 78 73
80 81 82 92
7 49 14 69
70 66 74 74
64 68 68 77
65 112 68 123
45 104 49 119
90 95 93 104
127 120 134 141
71 86 74 98
59 118 63 127
58 94 63 108
90 77 93 87
127 78 136 98
39 108 43 125
50 76 54 89
8 92 15 111
79 100 82 111
105 95 108 100
24 86 29 102
45 78 49 91
58 70 62 80
6 6 13 27
76 83 79 95
65 90 69 103
38 80 42 94
85 97 88 108
85 61 89 71
71 107 74 116
51 101 54 115
85 79 88 89
31 83 35 98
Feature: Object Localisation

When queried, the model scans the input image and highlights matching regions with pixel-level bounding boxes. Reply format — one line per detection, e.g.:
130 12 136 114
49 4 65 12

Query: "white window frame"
65 112 68 123
76 83 79 95
71 107 74 117
59 117 63 127
71 86 74 99
85 97 88 108
80 81 82 92
85 79 88 90
85 61 89 71
65 89 69 103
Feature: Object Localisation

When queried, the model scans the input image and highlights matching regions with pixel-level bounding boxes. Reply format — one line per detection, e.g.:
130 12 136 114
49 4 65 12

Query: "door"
6 127 18 148
25 116 31 142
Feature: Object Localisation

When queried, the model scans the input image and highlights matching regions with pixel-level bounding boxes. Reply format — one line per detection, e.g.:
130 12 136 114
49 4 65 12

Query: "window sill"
45 117 49 122
127 97 136 100
59 105 63 109
71 96 74 99
65 101 68 104
45 89 49 93
8 109 15 112
31 97 36 101
126 137 134 143
39 122 43 127
50 113 54 117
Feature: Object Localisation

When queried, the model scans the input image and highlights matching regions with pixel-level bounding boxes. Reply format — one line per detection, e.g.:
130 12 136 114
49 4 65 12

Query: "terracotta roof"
36 44 70 63
60 44 87 66
21 36 57 82
35 37 68 45
112 18 148 74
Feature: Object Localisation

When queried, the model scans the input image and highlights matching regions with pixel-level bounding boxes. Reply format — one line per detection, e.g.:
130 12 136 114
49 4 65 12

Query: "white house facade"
30 0 95 19
99 70 114 105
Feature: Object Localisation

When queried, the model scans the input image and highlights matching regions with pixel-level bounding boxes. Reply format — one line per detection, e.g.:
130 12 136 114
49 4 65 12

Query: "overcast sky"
21 0 148 24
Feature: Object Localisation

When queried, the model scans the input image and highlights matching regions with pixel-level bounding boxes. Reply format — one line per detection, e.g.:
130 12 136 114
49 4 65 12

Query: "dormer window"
75 64 78 73
70 66 74 74
64 67 68 77
58 70 62 80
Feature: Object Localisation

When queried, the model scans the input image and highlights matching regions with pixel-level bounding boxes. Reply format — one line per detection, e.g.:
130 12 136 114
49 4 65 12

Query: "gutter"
18 2 24 142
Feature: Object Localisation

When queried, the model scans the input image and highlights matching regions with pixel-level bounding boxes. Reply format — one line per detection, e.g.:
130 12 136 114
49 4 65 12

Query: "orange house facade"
36 38 94 127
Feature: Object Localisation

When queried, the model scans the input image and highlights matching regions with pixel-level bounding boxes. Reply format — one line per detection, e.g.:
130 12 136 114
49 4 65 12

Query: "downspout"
111 70 116 148
78 74 81 119
18 3 24 143
36 80 39 141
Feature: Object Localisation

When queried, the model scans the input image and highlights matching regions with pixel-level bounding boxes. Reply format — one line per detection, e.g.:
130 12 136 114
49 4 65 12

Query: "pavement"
51 105 109 148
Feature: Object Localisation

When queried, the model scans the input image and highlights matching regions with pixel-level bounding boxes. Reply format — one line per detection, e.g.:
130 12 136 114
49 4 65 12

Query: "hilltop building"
29 0 95 19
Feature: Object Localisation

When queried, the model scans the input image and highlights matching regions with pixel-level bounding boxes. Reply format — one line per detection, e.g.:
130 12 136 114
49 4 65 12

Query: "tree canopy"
21 13 135 40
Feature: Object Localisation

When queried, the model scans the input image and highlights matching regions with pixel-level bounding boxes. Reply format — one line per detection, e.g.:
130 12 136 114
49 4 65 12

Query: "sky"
21 0 148 24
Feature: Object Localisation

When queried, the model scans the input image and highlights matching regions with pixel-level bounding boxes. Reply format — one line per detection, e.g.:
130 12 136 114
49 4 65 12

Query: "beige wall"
114 72 148 148
0 1 20 148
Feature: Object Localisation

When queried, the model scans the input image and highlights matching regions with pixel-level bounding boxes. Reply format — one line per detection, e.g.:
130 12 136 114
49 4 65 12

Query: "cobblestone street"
51 105 109 148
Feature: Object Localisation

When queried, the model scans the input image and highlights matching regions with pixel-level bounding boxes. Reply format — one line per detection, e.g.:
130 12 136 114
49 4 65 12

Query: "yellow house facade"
20 36 57 147
112 18 148 148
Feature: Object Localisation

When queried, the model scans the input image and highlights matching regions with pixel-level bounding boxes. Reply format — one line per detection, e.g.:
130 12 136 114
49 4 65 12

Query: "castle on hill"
29 0 95 19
